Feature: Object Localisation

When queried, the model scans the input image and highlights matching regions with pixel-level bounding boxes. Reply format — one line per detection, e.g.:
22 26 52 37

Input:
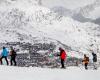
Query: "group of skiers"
58 47 98 70
0 46 98 70
0 46 17 66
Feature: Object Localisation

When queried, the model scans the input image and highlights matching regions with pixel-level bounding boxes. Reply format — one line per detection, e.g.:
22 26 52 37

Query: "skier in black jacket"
92 52 97 69
10 47 17 66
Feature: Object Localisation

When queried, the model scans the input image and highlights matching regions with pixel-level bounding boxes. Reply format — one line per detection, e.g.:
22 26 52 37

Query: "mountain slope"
42 0 100 25
0 0 99 57
41 0 95 10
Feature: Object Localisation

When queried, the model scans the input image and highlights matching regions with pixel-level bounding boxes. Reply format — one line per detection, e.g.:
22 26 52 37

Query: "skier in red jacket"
58 47 67 68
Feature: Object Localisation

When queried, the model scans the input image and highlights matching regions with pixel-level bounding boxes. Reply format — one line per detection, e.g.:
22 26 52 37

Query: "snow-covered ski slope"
0 0 100 57
0 65 100 80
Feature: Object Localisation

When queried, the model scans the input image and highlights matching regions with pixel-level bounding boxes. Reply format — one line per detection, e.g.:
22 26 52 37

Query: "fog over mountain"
41 0 100 25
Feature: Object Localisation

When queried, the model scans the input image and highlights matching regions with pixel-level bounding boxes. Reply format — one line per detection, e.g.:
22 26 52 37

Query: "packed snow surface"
0 65 100 80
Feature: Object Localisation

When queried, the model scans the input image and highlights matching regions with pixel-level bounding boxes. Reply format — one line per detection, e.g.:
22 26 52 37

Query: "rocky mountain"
0 0 99 59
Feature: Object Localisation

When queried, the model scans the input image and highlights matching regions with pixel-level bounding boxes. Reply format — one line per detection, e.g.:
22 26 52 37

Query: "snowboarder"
92 52 97 70
0 47 9 65
82 54 89 70
57 47 66 68
10 46 17 66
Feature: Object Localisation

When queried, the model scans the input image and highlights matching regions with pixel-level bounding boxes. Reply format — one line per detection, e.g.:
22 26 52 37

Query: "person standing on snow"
82 54 89 70
0 47 9 65
58 47 67 68
10 46 17 66
92 52 97 70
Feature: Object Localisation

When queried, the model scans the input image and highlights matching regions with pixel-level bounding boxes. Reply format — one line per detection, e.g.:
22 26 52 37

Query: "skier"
57 47 66 69
10 46 17 66
82 54 89 70
92 52 97 70
0 47 9 65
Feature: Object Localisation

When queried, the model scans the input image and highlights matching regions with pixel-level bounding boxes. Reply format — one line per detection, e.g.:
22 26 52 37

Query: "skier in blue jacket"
1 47 9 65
